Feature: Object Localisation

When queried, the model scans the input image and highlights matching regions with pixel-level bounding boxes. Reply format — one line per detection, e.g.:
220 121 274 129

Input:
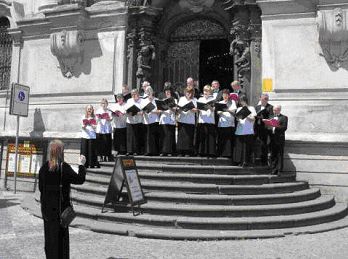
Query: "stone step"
86 167 271 178
75 188 321 206
103 155 234 166
72 193 335 217
98 162 271 175
73 215 348 240
72 181 309 196
22 195 348 240
84 173 295 186
74 202 348 230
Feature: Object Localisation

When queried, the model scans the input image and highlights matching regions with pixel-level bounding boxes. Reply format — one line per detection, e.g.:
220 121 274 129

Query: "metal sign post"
9 83 30 194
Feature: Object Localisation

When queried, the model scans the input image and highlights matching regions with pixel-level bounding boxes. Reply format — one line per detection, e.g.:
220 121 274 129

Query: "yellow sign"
262 78 273 92
122 159 135 168
6 143 44 177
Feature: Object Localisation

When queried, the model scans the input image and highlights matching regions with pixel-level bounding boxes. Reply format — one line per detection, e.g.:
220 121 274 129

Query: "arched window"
0 17 12 90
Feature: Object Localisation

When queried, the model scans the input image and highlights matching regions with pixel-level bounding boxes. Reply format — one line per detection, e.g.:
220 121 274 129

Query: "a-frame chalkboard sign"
102 156 146 215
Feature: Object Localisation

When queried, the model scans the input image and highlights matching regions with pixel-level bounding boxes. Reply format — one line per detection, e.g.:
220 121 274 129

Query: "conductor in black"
269 105 288 175
39 140 86 259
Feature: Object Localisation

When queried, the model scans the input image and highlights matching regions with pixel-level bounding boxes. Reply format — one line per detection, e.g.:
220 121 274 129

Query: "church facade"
0 0 348 200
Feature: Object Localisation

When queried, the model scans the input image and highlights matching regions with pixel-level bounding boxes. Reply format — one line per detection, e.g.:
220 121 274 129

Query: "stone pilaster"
249 5 262 105
126 26 137 89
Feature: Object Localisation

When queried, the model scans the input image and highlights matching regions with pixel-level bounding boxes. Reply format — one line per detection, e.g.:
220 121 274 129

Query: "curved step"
92 164 272 176
72 181 309 196
74 203 348 230
103 156 234 166
84 173 295 186
22 195 348 240
72 194 335 217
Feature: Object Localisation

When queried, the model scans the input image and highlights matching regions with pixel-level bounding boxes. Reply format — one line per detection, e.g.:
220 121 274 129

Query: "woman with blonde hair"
39 140 86 259
95 98 113 162
80 105 99 168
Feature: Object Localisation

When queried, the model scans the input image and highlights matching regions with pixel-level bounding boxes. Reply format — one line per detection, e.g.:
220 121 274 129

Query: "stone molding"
50 30 85 78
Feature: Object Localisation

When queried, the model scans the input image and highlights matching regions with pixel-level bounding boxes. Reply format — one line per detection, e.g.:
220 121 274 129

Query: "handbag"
59 162 76 228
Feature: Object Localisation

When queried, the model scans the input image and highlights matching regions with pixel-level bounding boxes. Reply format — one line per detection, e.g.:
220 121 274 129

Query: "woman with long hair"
95 98 113 162
80 105 99 168
39 140 86 259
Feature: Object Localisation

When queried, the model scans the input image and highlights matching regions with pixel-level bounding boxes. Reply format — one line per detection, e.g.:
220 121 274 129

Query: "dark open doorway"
199 39 234 91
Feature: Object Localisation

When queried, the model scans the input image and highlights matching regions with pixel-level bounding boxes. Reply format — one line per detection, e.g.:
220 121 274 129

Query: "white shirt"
235 106 257 135
80 115 97 139
177 96 197 125
217 100 237 128
159 99 177 125
125 98 144 124
95 108 112 134
142 98 159 125
109 103 127 129
198 96 215 124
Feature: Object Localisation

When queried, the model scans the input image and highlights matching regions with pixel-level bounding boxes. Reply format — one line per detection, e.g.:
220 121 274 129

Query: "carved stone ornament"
170 19 225 41
317 7 348 70
50 30 84 78
179 0 215 13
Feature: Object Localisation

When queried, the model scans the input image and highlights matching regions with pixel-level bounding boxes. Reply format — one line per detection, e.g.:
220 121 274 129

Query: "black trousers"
270 139 285 172
217 127 235 157
160 124 176 154
197 123 216 156
44 220 69 259
80 138 98 167
126 123 144 154
233 134 254 164
96 133 112 157
113 127 127 154
256 128 270 164
177 122 195 155
145 123 160 155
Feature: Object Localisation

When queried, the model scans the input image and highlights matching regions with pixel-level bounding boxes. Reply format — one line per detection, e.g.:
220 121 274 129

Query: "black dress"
39 162 86 259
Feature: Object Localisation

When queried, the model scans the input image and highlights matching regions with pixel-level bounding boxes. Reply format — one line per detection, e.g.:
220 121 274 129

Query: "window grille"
0 17 12 90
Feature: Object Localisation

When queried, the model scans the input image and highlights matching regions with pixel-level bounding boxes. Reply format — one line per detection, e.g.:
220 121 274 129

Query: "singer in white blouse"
233 95 257 166
176 87 198 156
197 85 217 157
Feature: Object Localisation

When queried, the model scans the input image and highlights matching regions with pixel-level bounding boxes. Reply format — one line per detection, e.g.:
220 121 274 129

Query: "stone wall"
259 0 348 201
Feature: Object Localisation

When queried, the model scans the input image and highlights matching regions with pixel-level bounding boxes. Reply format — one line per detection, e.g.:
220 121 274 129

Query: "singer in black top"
39 140 86 259
255 94 273 165
268 105 288 175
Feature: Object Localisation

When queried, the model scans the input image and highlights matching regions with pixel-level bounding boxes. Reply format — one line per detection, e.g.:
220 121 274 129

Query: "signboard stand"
9 83 30 194
102 156 146 216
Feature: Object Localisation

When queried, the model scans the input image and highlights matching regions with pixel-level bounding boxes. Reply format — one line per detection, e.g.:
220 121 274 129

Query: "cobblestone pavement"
1 190 348 259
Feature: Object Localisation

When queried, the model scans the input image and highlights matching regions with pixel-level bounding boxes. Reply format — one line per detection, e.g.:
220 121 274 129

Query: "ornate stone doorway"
163 18 229 90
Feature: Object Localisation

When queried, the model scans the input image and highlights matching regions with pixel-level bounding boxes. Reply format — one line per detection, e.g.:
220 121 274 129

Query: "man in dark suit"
255 93 273 165
212 80 223 101
268 105 288 175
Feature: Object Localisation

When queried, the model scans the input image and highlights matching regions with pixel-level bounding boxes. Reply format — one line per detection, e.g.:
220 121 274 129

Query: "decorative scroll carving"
170 19 225 41
179 0 215 13
50 30 85 78
317 7 348 70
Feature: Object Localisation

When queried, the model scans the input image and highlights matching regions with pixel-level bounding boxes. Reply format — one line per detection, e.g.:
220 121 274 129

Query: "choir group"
80 78 288 175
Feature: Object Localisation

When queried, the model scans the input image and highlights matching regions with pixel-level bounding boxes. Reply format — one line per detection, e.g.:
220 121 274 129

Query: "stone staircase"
23 156 348 240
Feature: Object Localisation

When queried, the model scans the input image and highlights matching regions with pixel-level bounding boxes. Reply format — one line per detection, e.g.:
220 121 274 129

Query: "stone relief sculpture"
230 24 251 86
317 7 348 70
50 30 85 78
136 43 155 83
